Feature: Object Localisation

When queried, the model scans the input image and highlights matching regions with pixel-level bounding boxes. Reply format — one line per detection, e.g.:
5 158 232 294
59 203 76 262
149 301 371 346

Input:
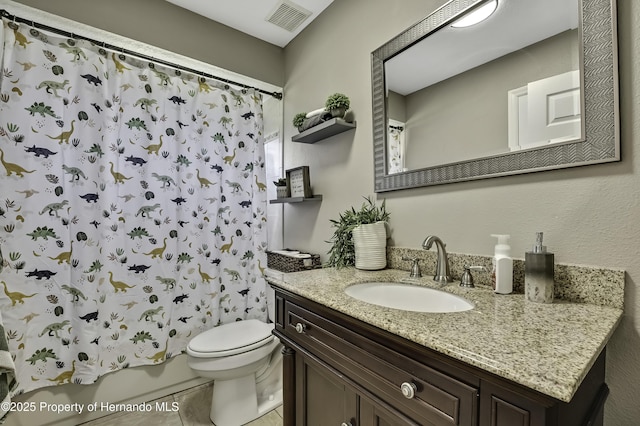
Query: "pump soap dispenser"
491 234 513 294
525 232 555 303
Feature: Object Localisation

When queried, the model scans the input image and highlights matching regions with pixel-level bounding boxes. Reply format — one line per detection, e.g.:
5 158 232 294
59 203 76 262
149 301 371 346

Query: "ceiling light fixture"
451 0 498 28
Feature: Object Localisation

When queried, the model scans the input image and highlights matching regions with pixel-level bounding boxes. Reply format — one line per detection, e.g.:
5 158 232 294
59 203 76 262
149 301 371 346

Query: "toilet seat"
187 319 275 358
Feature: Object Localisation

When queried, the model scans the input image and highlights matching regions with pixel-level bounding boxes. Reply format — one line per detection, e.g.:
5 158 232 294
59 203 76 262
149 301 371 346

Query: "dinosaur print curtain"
387 121 405 174
0 20 268 394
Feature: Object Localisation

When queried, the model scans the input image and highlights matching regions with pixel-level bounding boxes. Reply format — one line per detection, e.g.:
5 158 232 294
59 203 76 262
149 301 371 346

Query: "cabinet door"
480 380 551 426
360 394 422 426
296 352 357 426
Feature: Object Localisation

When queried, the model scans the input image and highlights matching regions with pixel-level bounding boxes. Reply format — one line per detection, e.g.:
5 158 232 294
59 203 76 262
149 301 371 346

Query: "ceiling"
165 0 334 48
386 0 579 95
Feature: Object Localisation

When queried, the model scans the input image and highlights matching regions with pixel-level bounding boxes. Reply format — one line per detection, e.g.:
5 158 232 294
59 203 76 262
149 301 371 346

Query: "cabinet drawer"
281 298 478 426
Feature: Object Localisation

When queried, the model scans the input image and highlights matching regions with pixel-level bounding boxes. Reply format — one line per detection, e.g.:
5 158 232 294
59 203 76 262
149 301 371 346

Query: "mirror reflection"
384 0 580 174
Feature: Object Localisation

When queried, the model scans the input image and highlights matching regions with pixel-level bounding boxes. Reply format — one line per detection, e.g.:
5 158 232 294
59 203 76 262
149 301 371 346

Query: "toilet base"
209 369 282 426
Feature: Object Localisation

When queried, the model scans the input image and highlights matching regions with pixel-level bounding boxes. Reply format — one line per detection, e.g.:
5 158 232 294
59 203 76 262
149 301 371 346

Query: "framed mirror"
371 0 619 191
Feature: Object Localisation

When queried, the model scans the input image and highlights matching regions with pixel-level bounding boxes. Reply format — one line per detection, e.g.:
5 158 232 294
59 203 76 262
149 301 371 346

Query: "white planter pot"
276 186 288 198
330 107 347 118
352 221 387 270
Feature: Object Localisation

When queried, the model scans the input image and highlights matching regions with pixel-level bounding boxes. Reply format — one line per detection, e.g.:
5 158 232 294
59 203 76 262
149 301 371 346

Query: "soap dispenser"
525 232 554 303
491 234 513 294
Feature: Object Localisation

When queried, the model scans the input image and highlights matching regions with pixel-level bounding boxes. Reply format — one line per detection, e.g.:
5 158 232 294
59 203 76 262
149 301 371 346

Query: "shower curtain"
0 19 268 394
387 121 405 174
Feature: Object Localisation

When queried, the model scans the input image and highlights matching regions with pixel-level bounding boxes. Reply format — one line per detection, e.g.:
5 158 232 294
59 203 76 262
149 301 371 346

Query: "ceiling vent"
266 0 313 32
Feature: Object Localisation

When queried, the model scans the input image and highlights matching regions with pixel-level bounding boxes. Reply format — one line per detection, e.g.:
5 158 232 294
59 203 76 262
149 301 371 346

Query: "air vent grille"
266 0 312 32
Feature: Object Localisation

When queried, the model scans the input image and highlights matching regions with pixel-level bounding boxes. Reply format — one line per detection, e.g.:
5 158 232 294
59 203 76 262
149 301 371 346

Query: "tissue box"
266 250 321 273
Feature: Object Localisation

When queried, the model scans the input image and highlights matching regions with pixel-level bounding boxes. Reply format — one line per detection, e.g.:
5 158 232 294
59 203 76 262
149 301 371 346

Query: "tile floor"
79 382 283 426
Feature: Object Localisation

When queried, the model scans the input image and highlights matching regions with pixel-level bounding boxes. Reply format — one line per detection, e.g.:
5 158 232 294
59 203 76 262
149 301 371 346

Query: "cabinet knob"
294 322 306 334
400 382 417 399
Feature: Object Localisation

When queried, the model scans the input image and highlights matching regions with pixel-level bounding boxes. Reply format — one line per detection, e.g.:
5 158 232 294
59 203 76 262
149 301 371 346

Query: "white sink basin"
345 282 473 313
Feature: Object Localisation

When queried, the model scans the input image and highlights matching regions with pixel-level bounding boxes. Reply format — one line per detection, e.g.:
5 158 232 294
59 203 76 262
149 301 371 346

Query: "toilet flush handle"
294 322 306 334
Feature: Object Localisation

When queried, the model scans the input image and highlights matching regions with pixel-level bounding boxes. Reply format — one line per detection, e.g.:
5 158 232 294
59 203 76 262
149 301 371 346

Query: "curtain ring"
8 15 18 30
29 20 39 36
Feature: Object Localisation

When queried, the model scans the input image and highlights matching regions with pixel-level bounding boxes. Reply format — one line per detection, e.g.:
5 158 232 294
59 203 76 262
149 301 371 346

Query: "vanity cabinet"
293 349 409 425
272 287 609 426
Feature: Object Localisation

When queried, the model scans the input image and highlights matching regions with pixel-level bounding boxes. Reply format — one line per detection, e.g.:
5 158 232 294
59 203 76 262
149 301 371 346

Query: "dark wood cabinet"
294 346 421 425
478 368 608 426
295 352 357 425
272 287 608 426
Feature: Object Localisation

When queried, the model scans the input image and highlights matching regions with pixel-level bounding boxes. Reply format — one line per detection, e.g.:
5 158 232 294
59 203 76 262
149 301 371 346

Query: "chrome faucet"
422 235 453 284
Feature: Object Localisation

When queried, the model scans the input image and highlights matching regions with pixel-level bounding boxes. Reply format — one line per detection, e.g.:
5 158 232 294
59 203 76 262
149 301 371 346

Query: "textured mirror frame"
371 0 619 192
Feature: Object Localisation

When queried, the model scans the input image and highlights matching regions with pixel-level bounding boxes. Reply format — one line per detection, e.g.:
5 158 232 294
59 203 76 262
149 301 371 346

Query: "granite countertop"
265 267 623 403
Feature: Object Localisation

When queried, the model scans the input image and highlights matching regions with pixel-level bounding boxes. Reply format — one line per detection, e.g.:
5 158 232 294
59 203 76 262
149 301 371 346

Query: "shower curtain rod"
0 9 283 100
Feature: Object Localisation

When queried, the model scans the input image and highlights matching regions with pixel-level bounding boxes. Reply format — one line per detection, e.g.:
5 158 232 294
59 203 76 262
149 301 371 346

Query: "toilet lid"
188 319 274 357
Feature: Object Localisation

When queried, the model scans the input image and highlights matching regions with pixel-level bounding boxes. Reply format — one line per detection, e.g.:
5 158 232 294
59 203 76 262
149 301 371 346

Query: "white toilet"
186 288 283 426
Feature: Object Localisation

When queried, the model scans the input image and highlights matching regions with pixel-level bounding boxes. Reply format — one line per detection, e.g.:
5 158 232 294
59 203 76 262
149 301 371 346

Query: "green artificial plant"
325 93 350 111
326 196 390 268
273 178 287 187
293 112 307 128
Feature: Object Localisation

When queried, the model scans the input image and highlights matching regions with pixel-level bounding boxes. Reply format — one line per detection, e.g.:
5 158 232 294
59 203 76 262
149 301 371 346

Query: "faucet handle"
402 257 422 278
460 265 486 288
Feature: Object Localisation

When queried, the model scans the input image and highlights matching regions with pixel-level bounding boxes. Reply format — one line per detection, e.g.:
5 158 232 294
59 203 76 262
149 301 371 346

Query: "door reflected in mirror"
384 0 581 174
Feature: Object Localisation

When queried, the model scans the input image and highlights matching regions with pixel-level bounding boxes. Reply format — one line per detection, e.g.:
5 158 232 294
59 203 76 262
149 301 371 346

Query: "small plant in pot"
325 93 350 118
293 112 307 132
273 178 288 198
326 196 390 269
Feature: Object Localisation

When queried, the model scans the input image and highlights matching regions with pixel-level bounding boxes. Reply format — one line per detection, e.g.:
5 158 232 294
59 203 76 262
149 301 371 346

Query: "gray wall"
11 0 284 87
283 0 639 424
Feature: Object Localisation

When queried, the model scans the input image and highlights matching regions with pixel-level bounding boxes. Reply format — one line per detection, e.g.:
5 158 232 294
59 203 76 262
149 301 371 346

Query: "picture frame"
286 166 312 198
